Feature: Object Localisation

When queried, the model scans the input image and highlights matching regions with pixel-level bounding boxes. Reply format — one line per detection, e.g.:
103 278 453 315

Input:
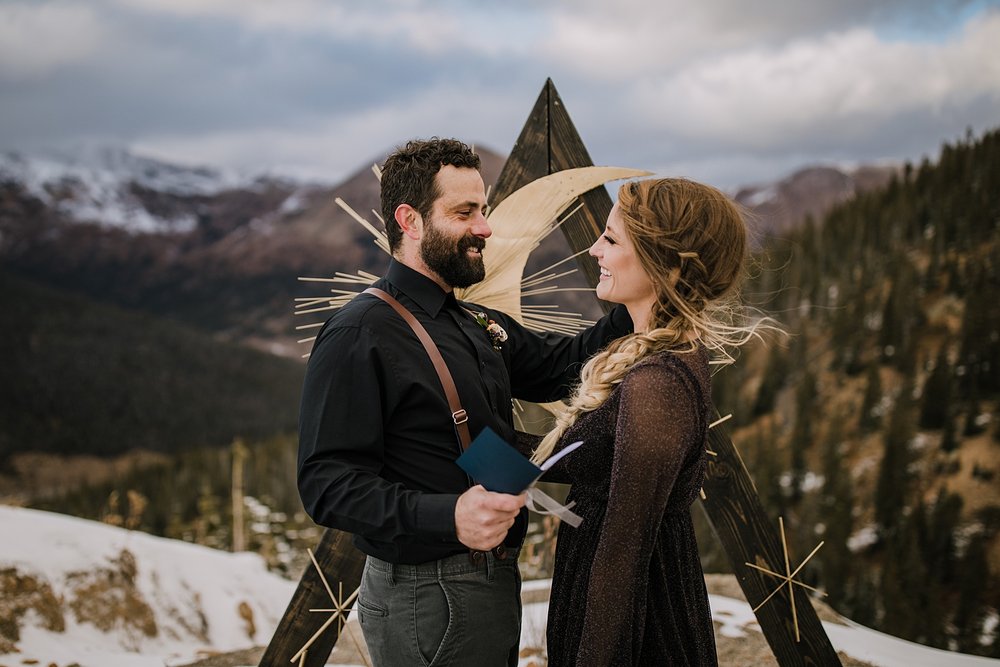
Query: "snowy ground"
1 506 997 667
0 505 295 667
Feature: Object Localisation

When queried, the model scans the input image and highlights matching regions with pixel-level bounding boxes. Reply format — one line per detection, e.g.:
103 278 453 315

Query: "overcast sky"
2 0 999 189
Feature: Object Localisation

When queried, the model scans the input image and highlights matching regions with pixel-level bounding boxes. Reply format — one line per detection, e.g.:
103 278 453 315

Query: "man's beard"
420 218 486 289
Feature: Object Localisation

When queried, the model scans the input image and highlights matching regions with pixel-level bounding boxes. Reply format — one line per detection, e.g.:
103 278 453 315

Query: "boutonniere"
473 311 508 351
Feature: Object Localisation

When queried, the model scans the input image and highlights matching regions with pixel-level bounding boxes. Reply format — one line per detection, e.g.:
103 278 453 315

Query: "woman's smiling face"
590 203 656 326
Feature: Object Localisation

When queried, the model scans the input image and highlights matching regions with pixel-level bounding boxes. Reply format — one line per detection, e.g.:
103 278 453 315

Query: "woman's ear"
394 204 422 241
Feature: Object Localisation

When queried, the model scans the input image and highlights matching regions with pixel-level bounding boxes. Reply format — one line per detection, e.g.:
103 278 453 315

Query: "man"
298 138 631 666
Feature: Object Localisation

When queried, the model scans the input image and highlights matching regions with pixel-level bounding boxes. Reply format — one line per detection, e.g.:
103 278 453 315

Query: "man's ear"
394 204 422 241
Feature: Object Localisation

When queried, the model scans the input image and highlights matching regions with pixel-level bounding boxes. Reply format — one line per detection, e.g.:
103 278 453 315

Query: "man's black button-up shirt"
298 259 632 564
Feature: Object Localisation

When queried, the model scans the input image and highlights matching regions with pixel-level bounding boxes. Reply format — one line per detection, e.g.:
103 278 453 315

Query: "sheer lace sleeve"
574 357 704 665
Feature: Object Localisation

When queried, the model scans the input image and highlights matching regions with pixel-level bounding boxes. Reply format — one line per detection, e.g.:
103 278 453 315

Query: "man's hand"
455 485 526 551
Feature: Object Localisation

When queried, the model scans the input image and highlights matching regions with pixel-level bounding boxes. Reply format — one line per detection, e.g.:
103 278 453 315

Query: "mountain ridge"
0 144 894 357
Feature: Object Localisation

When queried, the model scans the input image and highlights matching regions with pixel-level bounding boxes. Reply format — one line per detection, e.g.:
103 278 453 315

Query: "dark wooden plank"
490 79 551 207
701 416 842 666
545 81 613 297
258 529 366 667
492 79 612 312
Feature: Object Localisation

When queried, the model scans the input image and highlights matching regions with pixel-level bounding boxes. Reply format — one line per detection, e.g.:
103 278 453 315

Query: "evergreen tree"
953 533 991 654
752 422 786 519
859 362 883 433
958 260 1000 397
963 380 986 437
818 415 854 609
875 379 916 534
753 347 789 417
787 369 818 502
880 511 938 643
879 260 920 370
923 489 962 586
939 412 959 453
920 346 953 429
846 569 879 627
923 213 944 292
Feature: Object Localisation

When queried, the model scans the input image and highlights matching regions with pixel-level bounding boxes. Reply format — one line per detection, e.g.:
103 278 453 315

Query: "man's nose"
472 212 492 238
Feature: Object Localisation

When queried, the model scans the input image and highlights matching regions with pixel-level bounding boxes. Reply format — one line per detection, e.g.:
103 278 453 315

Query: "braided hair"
532 178 770 464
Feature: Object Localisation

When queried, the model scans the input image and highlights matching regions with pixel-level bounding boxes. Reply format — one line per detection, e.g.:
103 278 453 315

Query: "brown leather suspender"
363 287 472 451
364 287 512 562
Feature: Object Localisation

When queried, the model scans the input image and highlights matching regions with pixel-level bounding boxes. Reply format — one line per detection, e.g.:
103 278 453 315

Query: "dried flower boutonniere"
473 311 508 351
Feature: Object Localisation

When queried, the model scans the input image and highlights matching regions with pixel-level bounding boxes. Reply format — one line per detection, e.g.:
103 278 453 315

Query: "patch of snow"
823 617 1000 666
279 188 309 214
982 610 998 648
853 455 878 478
866 310 884 331
709 594 759 638
848 524 880 552
954 522 985 553
801 471 825 493
745 186 778 207
0 505 295 667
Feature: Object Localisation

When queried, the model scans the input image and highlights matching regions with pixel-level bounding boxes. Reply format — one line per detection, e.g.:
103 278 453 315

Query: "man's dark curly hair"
380 137 481 252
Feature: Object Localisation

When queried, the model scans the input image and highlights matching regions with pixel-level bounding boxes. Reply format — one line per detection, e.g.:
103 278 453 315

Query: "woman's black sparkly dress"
545 348 718 666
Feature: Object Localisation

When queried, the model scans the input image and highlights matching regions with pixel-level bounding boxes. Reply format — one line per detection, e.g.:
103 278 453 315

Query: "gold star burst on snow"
289 548 366 667
744 517 826 642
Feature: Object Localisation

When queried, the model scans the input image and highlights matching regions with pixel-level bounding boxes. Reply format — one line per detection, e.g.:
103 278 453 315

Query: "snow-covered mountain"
0 146 290 234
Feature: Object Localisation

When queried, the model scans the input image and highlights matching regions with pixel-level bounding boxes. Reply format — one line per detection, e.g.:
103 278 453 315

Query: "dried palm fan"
295 165 651 431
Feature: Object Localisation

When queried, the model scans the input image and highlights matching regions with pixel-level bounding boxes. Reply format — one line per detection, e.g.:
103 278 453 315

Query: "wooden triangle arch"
259 78 842 667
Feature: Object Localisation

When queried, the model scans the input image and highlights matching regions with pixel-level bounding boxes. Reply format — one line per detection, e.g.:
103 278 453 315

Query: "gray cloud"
1 0 998 189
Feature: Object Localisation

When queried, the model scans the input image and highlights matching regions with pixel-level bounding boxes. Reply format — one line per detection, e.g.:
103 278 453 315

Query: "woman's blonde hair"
532 178 771 464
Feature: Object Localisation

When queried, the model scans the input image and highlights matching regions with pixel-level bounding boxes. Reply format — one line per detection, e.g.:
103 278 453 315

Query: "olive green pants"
357 550 522 667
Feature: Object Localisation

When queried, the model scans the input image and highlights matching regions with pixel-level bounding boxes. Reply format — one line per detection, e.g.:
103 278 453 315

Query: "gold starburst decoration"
744 517 826 642
289 548 368 666
294 165 650 356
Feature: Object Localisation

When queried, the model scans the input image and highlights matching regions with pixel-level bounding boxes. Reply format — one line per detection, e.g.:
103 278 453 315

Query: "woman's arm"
573 359 703 665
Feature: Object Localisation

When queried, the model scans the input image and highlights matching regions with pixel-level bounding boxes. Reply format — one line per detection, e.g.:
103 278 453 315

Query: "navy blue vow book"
456 426 582 494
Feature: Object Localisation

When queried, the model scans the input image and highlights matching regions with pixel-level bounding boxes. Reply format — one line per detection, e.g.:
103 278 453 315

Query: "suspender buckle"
452 409 468 425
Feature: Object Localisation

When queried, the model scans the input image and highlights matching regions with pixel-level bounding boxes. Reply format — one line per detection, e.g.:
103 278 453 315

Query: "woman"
534 178 769 666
